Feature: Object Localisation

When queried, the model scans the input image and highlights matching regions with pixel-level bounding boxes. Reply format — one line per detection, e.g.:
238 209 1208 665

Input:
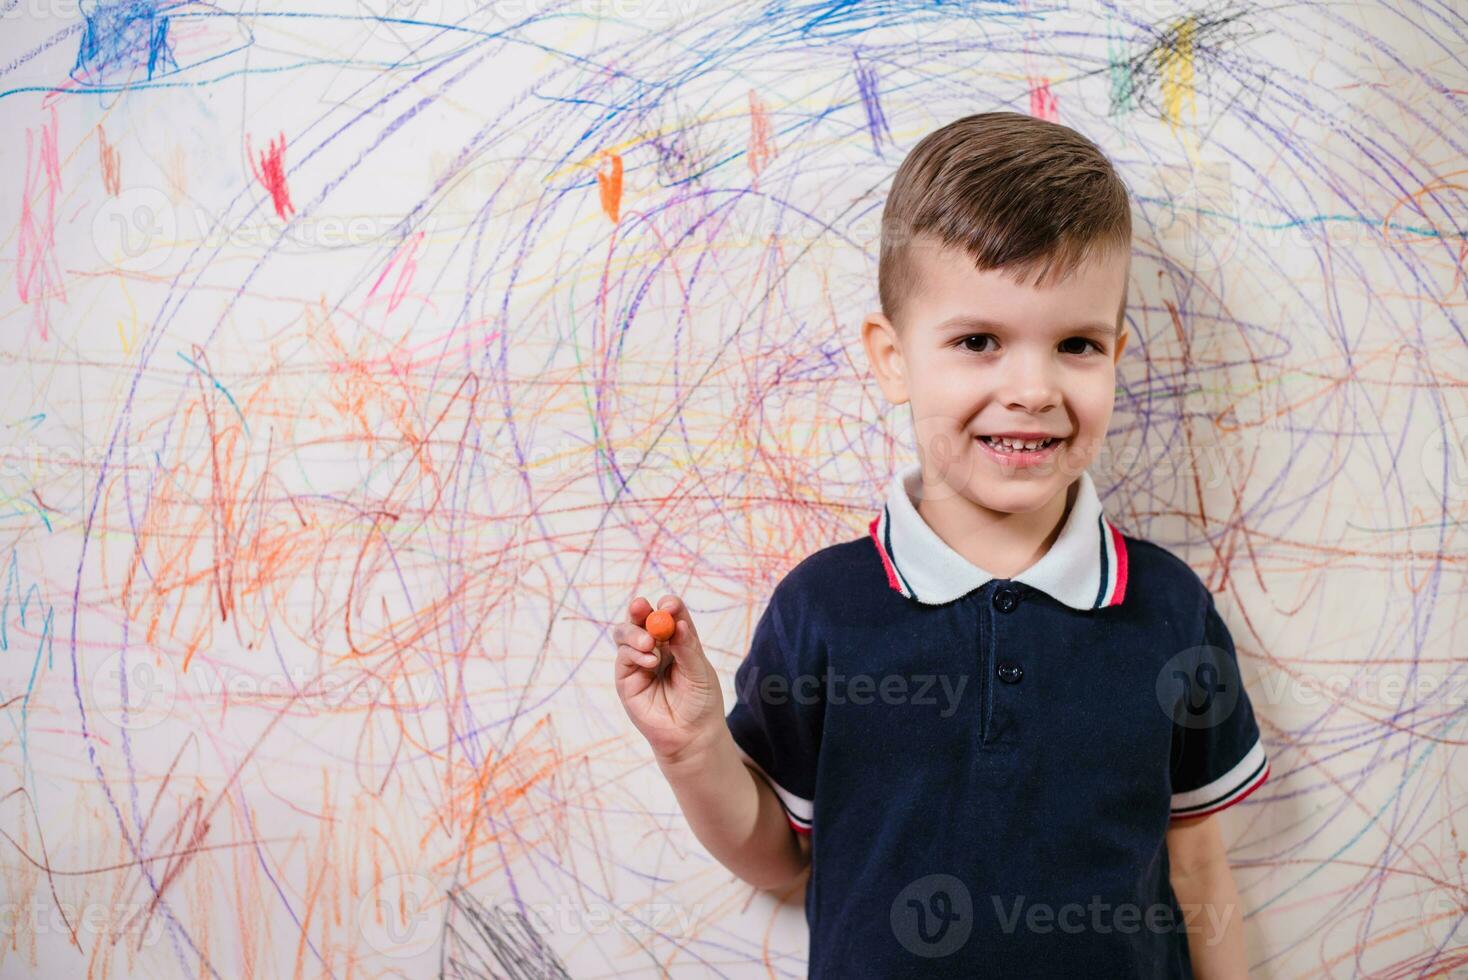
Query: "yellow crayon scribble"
1159 16 1197 133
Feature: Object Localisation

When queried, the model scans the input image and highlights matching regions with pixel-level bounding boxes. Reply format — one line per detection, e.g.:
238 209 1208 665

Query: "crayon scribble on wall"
1 1 1464 976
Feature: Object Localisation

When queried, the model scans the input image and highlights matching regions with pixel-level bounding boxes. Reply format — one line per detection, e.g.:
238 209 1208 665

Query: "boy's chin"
965 473 1072 515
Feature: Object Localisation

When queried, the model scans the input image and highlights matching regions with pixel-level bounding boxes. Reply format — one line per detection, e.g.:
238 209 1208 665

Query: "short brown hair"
878 112 1132 332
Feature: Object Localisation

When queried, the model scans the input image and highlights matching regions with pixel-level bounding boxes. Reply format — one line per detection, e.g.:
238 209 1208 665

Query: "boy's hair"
878 111 1133 333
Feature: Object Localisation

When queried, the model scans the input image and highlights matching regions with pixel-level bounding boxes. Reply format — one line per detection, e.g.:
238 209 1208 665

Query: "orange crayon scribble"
748 89 777 184
293 776 337 978
306 306 500 663
433 714 566 884
1382 168 1468 252
597 150 622 224
165 141 189 201
109 348 323 674
98 124 122 195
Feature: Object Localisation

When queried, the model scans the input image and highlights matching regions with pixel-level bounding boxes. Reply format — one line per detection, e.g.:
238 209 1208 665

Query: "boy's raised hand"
613 595 726 766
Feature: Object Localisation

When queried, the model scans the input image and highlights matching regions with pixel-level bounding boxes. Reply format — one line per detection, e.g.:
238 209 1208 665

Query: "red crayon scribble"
597 150 622 224
748 89 777 185
98 124 121 196
1029 76 1059 122
17 104 65 341
246 130 295 220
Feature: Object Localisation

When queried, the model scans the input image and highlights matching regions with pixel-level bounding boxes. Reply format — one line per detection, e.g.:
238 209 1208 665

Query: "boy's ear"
861 310 909 406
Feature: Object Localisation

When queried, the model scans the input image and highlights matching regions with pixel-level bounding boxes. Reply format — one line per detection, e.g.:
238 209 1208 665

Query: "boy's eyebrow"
934 314 1119 337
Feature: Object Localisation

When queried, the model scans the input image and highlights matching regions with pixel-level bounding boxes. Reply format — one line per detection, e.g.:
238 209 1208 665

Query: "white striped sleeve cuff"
734 742 813 834
1170 738 1270 820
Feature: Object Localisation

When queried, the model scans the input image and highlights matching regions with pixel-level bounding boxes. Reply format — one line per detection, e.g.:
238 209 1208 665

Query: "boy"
613 112 1270 978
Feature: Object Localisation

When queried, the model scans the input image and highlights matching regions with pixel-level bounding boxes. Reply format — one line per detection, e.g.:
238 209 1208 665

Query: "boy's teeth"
982 436 1055 452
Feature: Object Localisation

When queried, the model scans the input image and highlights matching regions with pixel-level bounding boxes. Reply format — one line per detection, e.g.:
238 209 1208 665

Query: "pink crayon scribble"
1028 76 1059 122
17 105 66 342
366 230 424 316
247 130 295 220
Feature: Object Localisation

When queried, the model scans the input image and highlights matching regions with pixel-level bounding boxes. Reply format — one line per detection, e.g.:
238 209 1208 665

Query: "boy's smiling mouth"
976 432 1065 464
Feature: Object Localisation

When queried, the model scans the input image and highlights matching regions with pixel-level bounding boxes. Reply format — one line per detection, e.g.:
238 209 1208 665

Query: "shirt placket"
972 584 993 745
984 580 1025 745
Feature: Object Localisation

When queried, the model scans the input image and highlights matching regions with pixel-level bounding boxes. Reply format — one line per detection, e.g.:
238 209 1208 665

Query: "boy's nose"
1003 386 1060 412
998 355 1061 413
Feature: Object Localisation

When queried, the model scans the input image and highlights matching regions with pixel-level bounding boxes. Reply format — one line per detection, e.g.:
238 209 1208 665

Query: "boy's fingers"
617 642 660 667
612 622 651 650
628 595 654 625
657 610 710 672
627 594 703 660
655 595 700 641
615 642 662 679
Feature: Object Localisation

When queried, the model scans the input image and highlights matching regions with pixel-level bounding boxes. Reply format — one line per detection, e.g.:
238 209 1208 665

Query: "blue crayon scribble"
72 0 179 86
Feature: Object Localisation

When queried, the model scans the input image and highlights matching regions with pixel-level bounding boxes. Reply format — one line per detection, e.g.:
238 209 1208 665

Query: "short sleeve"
724 594 822 835
1168 594 1271 820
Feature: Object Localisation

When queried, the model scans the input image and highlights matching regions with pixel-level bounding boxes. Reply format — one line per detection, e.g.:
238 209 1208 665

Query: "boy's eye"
959 335 1103 355
1059 337 1103 355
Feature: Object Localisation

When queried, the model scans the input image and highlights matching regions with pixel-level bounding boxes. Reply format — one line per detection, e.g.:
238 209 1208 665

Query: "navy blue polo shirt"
724 462 1271 978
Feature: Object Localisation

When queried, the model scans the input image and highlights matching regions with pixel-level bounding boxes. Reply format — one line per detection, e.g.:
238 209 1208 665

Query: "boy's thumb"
668 618 713 670
668 616 698 652
651 597 715 672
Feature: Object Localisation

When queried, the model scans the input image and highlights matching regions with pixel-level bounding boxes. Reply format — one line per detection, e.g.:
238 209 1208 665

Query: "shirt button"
992 586 1020 613
997 661 1024 684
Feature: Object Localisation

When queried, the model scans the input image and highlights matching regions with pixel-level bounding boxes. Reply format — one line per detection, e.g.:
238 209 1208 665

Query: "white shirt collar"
868 462 1129 610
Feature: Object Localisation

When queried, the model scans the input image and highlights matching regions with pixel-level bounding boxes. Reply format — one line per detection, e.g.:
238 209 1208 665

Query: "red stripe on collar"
1106 523 1129 607
868 514 905 594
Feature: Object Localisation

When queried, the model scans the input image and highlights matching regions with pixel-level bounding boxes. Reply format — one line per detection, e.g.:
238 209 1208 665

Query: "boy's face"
862 236 1130 516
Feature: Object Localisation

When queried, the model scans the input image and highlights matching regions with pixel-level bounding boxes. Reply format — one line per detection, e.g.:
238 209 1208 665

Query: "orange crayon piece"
645 610 675 643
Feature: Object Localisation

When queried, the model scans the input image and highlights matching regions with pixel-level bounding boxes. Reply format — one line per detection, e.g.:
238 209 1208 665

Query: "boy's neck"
914 474 1079 581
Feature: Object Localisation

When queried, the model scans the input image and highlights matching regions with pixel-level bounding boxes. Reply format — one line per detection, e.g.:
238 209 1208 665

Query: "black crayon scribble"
442 886 573 980
1111 3 1266 134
